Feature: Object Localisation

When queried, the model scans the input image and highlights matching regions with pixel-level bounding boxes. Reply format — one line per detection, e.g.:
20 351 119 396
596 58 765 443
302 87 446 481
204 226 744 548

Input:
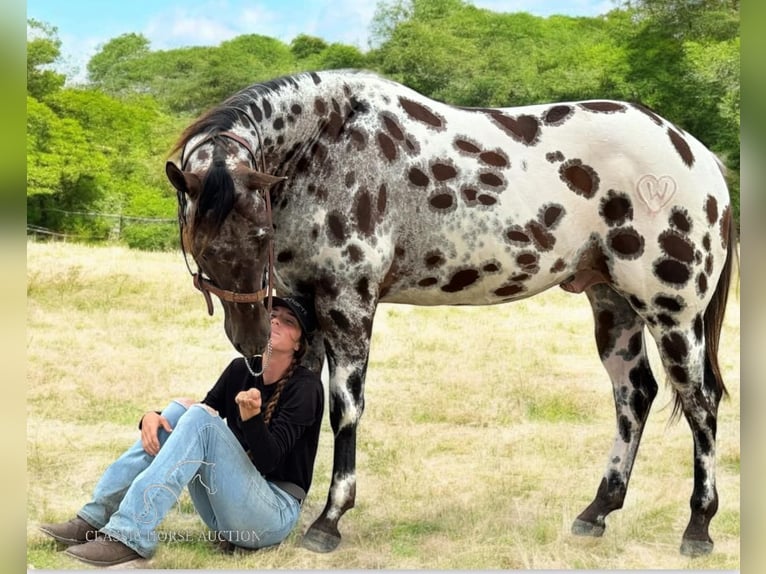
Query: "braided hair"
261 336 308 425
262 358 296 425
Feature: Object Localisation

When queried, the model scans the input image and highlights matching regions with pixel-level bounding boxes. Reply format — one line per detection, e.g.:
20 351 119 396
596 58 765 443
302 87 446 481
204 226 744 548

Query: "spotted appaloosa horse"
165 69 735 556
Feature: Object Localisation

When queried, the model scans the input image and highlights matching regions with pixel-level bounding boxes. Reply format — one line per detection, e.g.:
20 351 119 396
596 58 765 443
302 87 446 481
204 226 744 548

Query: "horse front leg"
301 296 374 553
573 284 659 537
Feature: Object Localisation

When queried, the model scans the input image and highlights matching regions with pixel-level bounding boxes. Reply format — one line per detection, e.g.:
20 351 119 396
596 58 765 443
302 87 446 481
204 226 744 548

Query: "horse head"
165 135 285 360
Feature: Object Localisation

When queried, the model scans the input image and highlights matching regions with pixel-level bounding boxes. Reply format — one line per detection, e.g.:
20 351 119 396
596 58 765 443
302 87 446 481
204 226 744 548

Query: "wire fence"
27 208 178 243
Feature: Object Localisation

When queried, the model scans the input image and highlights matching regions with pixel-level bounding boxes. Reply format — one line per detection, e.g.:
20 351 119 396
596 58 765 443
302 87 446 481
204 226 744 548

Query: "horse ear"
166 161 202 198
246 169 287 191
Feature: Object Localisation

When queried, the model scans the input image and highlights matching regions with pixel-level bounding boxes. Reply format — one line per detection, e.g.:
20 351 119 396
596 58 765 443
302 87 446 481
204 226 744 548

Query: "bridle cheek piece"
192 271 270 316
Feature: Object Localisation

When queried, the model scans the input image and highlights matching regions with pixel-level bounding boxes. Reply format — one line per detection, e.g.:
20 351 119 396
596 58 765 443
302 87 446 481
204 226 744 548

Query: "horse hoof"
301 526 342 553
571 518 605 537
680 538 713 557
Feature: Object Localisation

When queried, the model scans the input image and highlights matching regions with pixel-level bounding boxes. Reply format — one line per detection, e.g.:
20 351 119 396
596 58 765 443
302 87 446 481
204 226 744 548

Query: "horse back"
273 73 731 306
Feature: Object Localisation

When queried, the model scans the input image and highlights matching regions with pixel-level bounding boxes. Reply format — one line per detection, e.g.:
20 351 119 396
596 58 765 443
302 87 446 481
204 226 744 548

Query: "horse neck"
233 70 374 175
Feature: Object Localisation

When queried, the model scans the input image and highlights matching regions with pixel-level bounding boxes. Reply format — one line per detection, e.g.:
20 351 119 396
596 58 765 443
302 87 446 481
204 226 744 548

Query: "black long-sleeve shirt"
200 358 324 495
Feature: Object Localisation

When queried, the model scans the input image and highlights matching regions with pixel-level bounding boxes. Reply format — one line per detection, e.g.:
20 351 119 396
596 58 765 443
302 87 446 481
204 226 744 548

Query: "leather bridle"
177 118 280 319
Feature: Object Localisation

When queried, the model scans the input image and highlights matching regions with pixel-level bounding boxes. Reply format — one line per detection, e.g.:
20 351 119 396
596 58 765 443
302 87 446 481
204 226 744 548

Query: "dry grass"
26 240 740 569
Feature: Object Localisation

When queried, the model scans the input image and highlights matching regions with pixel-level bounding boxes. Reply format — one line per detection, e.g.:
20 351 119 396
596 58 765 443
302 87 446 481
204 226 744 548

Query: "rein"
177 120 278 374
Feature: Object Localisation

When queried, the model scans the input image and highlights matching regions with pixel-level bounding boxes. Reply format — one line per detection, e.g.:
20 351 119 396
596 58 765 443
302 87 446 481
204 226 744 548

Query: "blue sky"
27 0 616 81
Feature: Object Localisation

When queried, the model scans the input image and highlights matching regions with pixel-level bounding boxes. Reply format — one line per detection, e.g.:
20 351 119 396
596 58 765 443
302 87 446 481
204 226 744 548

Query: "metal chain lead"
245 338 272 378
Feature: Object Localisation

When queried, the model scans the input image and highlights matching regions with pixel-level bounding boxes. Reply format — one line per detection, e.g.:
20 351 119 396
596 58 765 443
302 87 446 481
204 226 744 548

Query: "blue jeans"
77 400 301 558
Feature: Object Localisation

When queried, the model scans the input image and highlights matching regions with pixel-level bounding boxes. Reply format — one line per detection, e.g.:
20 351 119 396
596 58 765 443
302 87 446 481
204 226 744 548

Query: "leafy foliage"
25 0 740 248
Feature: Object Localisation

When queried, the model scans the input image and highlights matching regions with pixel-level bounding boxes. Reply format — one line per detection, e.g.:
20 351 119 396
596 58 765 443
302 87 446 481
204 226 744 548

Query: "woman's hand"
140 411 174 456
235 388 262 421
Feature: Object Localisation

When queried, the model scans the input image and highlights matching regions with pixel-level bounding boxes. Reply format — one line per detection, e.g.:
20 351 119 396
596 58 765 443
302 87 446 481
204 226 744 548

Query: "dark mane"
172 72 322 231
169 71 323 158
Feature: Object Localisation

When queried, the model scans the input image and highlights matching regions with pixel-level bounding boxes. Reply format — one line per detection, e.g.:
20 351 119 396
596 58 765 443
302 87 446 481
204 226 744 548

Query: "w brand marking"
637 174 677 212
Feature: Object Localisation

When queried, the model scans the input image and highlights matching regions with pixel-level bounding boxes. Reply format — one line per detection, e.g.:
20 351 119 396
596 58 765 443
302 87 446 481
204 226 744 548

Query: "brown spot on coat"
378 132 397 161
249 104 263 122
383 115 404 140
277 250 293 263
455 139 480 154
669 365 688 384
654 258 691 286
462 188 478 202
608 227 645 259
425 252 445 268
327 211 346 244
546 151 565 163
408 167 430 187
654 295 683 312
668 127 695 167
399 96 444 128
349 128 367 150
550 258 566 273
432 163 457 181
356 277 372 302
560 160 599 198
355 190 374 235
705 195 719 225
694 315 703 341
595 309 616 357
661 332 688 363
347 244 363 262
495 284 524 297
670 208 692 232
262 99 272 119
430 192 454 210
506 227 531 245
516 252 539 271
631 102 664 126
479 151 508 167
490 113 541 145
479 172 503 187
377 184 388 216
659 231 694 263
697 273 708 294
543 105 573 125
600 191 633 227
580 101 627 113
541 204 565 228
442 269 480 292
526 221 556 251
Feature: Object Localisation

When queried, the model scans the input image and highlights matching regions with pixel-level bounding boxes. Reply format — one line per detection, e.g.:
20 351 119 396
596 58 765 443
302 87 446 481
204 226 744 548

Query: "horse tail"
672 205 736 420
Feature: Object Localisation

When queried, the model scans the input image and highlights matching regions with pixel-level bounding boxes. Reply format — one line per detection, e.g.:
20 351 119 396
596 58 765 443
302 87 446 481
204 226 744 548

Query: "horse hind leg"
648 314 725 556
572 284 659 538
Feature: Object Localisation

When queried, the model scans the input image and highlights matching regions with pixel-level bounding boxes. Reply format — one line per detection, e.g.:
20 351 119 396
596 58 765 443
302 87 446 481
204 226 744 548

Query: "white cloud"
143 6 240 50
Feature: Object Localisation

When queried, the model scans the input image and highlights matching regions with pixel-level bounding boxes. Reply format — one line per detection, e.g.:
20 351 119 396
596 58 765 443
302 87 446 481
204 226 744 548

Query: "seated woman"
39 296 323 567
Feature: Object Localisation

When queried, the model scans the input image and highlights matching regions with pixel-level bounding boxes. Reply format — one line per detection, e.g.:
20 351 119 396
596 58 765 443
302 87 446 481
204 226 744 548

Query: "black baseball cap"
269 295 318 340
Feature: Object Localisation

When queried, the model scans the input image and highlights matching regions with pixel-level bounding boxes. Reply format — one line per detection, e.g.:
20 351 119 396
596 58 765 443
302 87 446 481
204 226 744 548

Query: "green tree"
26 19 65 99
87 33 152 93
26 95 111 239
620 0 739 219
290 34 328 60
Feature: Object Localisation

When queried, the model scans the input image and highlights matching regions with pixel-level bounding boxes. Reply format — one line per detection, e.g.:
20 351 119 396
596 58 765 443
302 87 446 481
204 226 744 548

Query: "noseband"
178 123 279 324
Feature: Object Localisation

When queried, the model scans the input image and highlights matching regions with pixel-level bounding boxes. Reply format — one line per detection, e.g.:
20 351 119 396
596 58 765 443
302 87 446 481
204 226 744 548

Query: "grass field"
26 240 740 569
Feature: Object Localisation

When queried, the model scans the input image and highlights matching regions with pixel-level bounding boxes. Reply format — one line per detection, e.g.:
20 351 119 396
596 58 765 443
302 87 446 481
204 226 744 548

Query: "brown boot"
65 536 144 567
39 516 99 546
